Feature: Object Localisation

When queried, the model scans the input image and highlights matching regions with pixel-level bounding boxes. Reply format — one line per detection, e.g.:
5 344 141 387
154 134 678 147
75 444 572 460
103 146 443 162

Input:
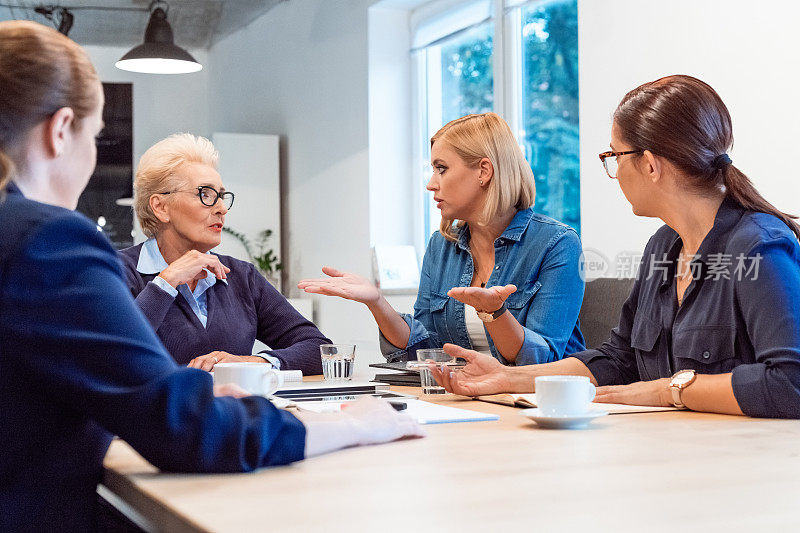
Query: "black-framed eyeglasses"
598 150 642 179
159 186 235 209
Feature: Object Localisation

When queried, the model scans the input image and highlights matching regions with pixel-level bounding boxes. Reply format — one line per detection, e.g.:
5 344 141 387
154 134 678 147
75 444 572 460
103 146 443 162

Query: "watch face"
673 370 695 386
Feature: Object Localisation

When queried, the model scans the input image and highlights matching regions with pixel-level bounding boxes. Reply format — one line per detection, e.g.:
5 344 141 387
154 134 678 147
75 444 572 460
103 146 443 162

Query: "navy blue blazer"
0 184 306 531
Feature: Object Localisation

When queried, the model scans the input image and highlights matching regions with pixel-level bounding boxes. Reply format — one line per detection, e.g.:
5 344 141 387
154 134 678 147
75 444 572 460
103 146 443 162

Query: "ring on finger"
212 356 219 364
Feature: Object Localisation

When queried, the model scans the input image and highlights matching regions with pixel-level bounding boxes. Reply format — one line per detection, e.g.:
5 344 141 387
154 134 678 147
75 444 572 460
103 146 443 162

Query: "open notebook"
476 393 679 415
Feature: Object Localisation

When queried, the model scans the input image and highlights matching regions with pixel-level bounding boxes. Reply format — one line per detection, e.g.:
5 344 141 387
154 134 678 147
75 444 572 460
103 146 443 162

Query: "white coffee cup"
535 375 596 416
213 363 284 396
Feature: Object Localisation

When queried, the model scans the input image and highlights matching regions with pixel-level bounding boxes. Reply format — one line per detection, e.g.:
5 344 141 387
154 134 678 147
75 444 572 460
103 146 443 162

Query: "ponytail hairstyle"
431 112 535 242
614 74 800 240
0 21 100 198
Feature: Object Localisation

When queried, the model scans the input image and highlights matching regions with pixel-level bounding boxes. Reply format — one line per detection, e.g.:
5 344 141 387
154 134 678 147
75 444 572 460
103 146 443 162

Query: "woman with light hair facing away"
118 133 330 374
300 112 585 366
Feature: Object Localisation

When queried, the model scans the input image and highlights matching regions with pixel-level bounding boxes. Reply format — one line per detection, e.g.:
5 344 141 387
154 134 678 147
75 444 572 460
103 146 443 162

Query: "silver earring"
479 180 484 186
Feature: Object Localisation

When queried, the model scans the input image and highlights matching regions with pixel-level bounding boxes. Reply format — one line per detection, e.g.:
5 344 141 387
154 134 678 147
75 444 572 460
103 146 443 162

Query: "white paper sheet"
295 399 499 424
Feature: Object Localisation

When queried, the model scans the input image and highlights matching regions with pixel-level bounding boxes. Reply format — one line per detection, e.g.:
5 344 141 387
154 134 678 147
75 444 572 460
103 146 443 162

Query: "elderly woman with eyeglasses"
119 133 329 374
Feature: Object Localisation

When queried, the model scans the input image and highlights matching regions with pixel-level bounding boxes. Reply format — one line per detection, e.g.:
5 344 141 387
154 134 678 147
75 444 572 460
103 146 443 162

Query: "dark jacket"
0 184 306 531
573 198 800 418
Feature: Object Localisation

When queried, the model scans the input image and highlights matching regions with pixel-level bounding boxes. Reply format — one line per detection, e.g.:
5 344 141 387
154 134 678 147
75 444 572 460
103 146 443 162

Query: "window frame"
410 0 579 253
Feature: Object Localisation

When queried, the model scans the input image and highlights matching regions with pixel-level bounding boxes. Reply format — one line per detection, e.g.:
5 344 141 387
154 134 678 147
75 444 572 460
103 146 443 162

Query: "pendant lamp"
116 3 202 74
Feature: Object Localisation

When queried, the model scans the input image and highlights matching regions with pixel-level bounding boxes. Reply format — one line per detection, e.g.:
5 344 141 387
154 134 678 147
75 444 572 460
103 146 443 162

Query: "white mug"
213 363 284 396
535 375 595 416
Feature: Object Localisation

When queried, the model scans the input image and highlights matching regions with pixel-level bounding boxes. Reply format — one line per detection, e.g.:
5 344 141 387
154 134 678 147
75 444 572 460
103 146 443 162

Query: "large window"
417 19 494 238
413 0 579 245
516 0 580 233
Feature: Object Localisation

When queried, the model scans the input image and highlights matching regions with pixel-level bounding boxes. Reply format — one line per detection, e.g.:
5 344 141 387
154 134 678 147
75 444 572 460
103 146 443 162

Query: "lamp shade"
116 7 202 74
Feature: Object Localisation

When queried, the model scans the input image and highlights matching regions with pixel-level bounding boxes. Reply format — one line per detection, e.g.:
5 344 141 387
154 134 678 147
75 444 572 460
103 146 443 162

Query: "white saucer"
520 408 609 429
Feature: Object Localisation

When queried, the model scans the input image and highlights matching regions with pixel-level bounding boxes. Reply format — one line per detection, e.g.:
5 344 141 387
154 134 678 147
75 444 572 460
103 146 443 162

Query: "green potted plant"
221 227 282 282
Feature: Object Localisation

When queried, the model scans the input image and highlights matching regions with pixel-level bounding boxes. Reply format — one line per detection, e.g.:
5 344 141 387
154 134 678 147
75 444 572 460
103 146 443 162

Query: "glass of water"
414 348 454 394
320 344 356 381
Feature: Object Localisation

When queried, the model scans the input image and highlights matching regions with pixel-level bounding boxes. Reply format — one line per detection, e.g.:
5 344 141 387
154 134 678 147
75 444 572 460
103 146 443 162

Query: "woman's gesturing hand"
159 249 230 288
297 266 381 305
429 343 513 397
447 284 517 313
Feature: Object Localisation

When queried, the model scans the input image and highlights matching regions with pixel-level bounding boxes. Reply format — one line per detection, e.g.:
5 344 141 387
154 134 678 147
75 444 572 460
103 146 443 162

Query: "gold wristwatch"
476 303 507 323
669 369 697 408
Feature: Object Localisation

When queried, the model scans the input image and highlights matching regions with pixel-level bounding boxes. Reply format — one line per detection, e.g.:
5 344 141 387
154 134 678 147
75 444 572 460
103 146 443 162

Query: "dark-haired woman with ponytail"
431 74 800 419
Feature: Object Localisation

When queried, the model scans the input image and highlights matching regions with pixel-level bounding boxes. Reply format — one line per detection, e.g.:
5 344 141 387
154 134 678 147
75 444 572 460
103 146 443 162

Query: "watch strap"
476 303 507 323
669 369 697 409
670 386 685 409
490 303 507 320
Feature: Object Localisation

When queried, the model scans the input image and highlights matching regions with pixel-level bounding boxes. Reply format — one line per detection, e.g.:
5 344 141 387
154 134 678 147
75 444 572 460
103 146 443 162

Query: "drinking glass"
320 344 356 381
414 348 454 394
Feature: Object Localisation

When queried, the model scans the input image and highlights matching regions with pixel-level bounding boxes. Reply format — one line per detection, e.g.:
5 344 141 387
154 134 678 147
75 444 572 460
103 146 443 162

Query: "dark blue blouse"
573 198 800 418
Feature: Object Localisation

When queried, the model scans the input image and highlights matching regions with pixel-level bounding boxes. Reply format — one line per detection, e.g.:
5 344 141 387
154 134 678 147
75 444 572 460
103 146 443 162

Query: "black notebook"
369 361 417 372
372 373 421 386
369 362 421 386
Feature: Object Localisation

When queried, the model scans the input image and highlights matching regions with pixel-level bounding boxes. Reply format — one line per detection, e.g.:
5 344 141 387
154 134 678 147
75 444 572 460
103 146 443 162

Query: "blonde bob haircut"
431 112 535 242
134 133 219 238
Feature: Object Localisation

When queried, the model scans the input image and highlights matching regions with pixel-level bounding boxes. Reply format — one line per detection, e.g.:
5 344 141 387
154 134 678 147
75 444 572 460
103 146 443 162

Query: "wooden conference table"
102 382 800 532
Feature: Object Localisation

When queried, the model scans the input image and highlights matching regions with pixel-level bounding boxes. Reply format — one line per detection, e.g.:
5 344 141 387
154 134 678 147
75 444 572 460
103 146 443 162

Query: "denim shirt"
381 208 586 365
572 198 800 418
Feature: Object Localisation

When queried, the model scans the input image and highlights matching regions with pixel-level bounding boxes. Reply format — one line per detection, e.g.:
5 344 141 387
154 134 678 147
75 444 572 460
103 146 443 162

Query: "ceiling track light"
33 5 73 36
1 1 202 74
116 1 202 75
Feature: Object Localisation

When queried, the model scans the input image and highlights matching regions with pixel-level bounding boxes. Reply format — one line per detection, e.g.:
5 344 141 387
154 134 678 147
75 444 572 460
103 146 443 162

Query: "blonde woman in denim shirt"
300 113 585 366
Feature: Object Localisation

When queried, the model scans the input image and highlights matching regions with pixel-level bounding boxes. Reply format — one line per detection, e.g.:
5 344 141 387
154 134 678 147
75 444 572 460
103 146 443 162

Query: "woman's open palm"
447 284 516 312
298 266 381 304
